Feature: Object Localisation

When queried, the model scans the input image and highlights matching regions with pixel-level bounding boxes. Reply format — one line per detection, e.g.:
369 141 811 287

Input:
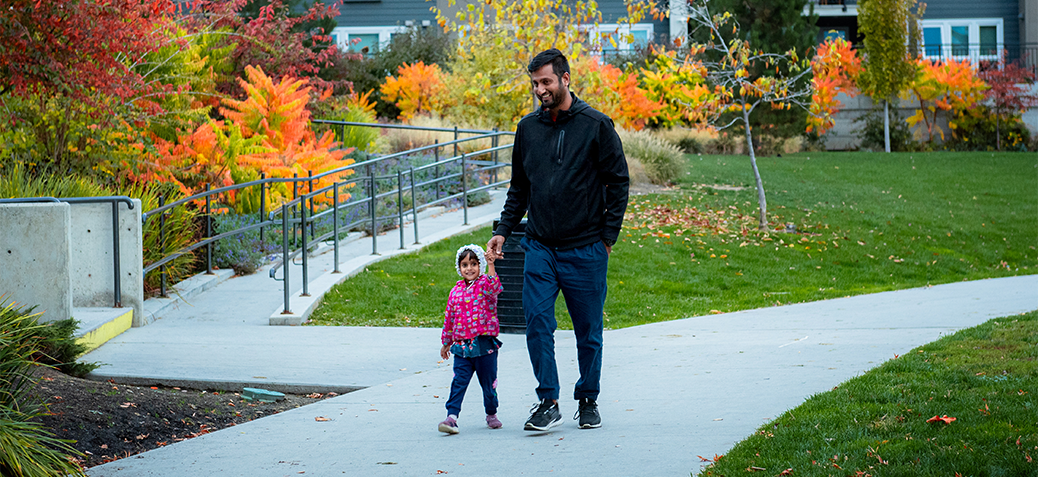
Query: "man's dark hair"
528 48 570 80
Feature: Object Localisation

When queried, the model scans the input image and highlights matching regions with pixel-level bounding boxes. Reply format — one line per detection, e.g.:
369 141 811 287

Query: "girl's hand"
484 249 496 263
440 344 451 360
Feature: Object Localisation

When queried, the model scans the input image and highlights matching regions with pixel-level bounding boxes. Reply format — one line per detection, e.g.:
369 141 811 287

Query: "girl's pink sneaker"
486 414 503 429
438 416 459 434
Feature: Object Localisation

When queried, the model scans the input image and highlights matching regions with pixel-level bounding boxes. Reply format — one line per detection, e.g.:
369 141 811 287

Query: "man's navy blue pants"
521 236 608 402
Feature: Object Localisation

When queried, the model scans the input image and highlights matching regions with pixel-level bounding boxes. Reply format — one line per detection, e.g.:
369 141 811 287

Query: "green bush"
854 105 915 152
0 298 85 477
946 106 1032 151
33 319 98 379
124 182 199 296
0 163 111 199
617 129 683 185
311 99 382 153
0 93 137 181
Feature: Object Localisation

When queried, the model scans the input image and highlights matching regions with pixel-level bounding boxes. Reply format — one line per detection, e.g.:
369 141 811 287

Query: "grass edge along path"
697 310 1038 477
310 152 1037 329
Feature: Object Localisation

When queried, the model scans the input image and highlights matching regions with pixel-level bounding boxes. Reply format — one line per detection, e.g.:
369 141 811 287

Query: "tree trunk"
743 107 768 231
996 113 1002 151
884 99 891 153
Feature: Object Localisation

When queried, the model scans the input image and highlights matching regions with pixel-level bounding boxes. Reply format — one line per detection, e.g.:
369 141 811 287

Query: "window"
918 18 1003 63
589 23 655 60
823 28 848 42
923 27 942 57
331 26 407 56
979 26 997 56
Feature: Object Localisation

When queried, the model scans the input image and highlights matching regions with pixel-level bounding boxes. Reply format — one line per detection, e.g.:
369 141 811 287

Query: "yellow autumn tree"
433 0 663 128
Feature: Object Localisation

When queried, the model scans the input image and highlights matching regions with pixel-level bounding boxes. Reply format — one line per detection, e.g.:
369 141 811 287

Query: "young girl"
437 244 504 434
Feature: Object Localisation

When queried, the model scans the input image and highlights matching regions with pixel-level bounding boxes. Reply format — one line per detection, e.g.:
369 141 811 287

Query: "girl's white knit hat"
455 244 487 277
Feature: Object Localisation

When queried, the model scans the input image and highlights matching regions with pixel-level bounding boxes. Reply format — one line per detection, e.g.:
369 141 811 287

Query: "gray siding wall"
924 0 1019 45
335 0 437 27
334 0 668 41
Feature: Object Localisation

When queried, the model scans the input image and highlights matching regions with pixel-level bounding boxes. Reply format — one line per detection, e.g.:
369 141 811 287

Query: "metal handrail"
137 120 514 314
265 142 512 315
0 196 135 308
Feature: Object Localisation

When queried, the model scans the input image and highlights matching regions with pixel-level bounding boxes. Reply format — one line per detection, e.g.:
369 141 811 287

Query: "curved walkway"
83 193 1038 476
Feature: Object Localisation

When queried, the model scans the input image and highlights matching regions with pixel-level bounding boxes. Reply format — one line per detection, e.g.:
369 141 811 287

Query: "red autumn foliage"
0 0 177 102
182 0 346 98
978 59 1038 150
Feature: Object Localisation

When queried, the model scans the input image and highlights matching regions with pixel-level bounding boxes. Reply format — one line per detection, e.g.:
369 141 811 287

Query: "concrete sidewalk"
83 228 1038 477
83 190 512 394
79 182 1038 477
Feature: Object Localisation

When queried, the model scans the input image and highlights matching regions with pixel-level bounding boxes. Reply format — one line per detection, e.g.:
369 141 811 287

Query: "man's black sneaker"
574 398 601 429
524 400 562 431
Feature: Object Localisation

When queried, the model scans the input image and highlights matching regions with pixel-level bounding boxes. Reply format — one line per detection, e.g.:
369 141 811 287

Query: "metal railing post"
332 183 341 273
291 173 298 248
492 128 499 184
410 167 419 245
111 201 123 307
259 172 266 243
368 164 377 255
397 171 405 249
308 170 315 240
453 126 458 158
300 196 310 297
158 196 167 298
434 140 441 202
281 204 291 314
461 153 469 225
205 183 213 275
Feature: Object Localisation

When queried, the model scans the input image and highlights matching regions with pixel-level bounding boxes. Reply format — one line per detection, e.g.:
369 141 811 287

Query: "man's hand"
604 243 612 255
487 235 505 260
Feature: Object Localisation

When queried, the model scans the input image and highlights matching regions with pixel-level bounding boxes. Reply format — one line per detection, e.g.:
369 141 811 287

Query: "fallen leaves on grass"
926 415 957 424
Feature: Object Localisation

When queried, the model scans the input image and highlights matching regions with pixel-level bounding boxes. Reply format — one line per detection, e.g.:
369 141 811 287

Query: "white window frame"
919 18 1003 63
331 26 407 53
586 23 655 57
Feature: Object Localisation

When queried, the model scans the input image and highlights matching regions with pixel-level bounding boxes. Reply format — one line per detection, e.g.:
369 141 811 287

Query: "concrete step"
73 307 133 353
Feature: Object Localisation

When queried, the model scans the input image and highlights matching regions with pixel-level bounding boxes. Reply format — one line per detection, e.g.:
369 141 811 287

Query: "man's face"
531 63 569 111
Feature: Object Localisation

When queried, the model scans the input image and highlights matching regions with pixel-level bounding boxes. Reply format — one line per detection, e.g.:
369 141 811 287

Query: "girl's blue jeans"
445 352 499 417
521 236 608 402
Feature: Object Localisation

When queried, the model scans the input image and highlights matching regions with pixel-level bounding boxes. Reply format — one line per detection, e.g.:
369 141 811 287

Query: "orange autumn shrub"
380 61 445 120
573 56 664 131
219 65 354 204
808 37 862 135
132 65 354 209
904 58 987 143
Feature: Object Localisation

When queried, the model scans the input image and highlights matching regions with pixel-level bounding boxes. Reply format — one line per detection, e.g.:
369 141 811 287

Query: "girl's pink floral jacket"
440 274 503 345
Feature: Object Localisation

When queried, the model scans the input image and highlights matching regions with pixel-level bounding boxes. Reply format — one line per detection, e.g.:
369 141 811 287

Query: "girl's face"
458 255 481 282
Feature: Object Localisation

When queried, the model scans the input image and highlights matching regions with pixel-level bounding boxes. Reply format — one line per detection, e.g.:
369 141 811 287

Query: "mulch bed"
29 367 337 468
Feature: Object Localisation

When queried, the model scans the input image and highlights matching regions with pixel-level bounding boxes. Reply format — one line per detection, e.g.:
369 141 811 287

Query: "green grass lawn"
309 151 1037 328
699 310 1038 476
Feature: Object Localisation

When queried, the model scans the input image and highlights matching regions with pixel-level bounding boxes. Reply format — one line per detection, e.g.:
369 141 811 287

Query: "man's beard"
539 87 562 109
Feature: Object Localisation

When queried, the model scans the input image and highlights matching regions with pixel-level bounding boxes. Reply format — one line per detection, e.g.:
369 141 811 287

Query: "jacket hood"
536 93 589 124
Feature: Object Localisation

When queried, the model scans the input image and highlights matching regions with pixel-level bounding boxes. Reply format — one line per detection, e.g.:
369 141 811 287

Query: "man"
486 48 629 431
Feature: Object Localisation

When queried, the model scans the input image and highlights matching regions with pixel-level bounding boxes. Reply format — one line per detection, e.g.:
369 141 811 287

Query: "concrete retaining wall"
825 84 1038 150
0 200 143 326
0 203 73 323
69 200 144 326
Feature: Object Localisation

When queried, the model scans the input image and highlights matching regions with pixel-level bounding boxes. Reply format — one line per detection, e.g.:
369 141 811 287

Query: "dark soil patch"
29 367 338 468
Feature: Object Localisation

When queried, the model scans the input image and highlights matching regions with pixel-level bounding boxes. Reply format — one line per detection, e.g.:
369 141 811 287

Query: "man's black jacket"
494 93 629 250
